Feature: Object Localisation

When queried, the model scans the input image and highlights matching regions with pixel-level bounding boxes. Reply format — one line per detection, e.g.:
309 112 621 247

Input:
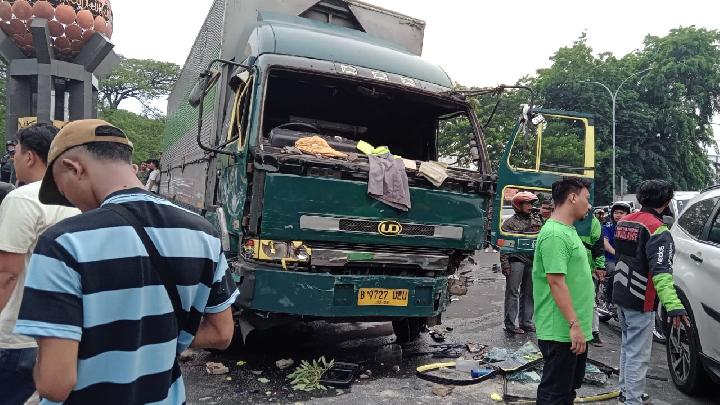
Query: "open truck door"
492 108 595 253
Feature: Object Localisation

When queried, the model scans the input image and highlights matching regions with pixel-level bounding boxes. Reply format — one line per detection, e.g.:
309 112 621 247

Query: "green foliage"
535 28 720 203
99 56 180 115
98 108 165 164
287 356 334 392
454 28 719 204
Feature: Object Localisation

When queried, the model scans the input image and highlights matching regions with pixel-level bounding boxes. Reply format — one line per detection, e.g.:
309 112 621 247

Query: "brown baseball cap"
40 119 133 206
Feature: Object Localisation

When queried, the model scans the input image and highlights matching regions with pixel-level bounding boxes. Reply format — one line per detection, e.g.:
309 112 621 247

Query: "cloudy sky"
110 0 720 145
111 0 720 87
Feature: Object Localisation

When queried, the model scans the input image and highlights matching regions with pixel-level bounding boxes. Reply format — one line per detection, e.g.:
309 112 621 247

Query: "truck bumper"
235 265 449 318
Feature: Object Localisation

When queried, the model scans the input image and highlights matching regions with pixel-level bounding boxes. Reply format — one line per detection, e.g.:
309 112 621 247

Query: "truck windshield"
261 69 475 163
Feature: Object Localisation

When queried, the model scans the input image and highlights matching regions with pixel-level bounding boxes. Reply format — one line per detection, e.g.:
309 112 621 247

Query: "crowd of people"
499 179 688 405
0 121 237 404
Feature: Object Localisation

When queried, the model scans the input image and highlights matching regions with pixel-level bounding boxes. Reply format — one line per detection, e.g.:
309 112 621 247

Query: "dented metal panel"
261 173 487 250
311 247 449 271
240 267 448 318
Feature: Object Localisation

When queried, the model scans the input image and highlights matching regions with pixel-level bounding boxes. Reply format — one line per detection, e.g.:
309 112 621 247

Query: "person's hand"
501 266 511 277
594 269 606 282
669 314 691 329
569 323 587 355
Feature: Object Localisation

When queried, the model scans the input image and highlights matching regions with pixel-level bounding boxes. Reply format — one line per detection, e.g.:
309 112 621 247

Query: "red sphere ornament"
0 0 114 61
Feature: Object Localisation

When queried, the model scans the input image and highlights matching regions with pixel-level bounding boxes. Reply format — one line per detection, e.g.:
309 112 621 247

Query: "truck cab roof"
247 12 453 88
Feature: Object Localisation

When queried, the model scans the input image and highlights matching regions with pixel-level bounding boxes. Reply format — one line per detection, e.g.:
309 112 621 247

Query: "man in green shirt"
533 177 595 404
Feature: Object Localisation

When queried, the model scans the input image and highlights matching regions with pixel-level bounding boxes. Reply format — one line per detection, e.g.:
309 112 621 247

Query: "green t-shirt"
533 219 595 342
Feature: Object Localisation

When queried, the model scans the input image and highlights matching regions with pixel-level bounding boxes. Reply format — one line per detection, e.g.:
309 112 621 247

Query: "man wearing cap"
13 119 239 403
500 191 543 334
0 124 79 405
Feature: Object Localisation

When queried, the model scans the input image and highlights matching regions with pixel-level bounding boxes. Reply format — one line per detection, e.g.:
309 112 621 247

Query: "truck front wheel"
392 318 425 343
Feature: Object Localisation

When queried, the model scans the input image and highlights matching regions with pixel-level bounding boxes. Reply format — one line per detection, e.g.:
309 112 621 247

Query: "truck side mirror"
189 70 220 108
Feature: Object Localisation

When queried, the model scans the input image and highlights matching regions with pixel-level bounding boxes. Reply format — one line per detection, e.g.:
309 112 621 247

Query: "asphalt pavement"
181 252 718 404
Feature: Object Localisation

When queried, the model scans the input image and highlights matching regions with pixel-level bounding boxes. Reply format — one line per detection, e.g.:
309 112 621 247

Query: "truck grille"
300 215 463 240
338 219 435 236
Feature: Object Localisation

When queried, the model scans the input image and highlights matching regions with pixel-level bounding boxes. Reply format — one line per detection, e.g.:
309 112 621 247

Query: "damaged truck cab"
161 0 595 342
162 0 492 341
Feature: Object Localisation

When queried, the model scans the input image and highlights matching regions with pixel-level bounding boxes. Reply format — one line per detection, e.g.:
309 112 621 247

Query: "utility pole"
580 67 653 201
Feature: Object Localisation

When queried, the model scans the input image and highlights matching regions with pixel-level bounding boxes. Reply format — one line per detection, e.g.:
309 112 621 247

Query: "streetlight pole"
580 67 653 201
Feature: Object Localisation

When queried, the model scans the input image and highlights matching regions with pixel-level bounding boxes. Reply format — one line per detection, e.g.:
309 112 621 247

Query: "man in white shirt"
145 158 160 193
0 124 79 404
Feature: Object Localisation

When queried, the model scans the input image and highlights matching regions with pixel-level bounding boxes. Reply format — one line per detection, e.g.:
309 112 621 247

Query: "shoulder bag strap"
106 203 186 333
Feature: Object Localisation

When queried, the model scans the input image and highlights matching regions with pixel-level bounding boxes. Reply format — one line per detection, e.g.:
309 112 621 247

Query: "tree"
99 56 180 114
531 28 719 203
99 108 165 164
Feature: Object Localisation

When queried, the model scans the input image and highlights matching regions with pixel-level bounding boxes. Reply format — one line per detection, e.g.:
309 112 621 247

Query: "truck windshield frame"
250 54 487 172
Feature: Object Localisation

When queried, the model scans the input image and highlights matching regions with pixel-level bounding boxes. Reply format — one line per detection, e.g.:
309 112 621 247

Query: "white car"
666 186 720 393
671 191 699 217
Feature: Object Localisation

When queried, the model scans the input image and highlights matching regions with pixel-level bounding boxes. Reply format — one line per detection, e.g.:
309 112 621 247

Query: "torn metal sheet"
311 247 449 271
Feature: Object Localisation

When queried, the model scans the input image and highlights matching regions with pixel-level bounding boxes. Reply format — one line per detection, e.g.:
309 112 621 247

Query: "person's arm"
14 236 83 401
0 193 42 310
499 253 511 276
191 308 234 349
591 234 606 280
190 249 240 350
546 274 587 355
646 227 688 326
540 235 587 355
34 338 79 402
603 237 615 256
0 251 25 310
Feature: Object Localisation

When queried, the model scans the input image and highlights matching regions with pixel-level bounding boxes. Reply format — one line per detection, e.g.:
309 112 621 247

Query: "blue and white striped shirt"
15 189 239 404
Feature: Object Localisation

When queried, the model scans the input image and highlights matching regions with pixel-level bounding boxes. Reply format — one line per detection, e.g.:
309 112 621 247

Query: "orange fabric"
295 136 348 159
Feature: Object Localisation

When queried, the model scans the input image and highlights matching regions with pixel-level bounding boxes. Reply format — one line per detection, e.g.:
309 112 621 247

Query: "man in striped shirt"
14 119 239 404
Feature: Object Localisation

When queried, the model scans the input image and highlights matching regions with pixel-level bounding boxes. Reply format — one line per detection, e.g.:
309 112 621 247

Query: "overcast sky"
111 0 720 144
112 0 720 86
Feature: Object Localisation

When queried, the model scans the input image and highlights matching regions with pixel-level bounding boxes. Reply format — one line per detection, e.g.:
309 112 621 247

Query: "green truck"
160 0 595 342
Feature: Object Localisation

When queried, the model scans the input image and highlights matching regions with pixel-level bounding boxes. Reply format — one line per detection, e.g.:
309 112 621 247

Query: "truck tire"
666 295 710 395
392 318 425 343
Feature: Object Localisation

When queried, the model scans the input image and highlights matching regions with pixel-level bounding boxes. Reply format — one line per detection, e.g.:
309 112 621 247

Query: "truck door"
492 109 595 254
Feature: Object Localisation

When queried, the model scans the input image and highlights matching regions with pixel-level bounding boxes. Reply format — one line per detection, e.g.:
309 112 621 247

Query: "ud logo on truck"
378 221 402 236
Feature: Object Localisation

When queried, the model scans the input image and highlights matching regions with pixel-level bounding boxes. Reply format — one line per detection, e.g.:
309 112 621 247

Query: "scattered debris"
647 374 668 381
205 362 229 375
448 280 468 296
431 385 454 397
258 378 270 384
359 374 370 380
226 376 233 381
265 391 272 396
445 326 454 332
450 297 462 302
392 365 400 372
236 360 247 367
288 357 335 392
251 370 264 376
507 370 541 383
199 397 213 402
429 330 446 342
179 349 196 362
466 342 485 354
490 392 503 401
583 363 609 386
276 359 295 370
320 362 360 388
365 370 372 376
335 389 344 395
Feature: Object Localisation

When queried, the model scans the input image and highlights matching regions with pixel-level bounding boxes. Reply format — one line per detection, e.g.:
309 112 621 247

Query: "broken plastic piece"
205 362 229 375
